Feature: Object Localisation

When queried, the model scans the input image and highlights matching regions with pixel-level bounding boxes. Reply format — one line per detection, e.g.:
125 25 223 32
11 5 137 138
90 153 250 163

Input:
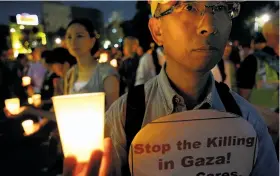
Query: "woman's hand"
63 138 113 176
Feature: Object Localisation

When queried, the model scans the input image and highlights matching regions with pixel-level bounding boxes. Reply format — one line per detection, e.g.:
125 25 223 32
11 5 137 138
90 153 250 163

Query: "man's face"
32 48 41 61
123 39 138 57
51 63 64 77
20 57 28 67
149 1 232 73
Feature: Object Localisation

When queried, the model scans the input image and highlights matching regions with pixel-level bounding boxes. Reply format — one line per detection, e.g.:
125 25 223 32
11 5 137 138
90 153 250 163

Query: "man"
135 42 165 86
119 36 141 95
262 10 279 56
237 33 278 100
64 1 278 176
27 47 47 93
10 54 29 104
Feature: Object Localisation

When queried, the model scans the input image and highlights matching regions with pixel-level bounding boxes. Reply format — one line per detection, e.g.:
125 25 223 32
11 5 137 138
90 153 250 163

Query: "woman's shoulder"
98 63 119 81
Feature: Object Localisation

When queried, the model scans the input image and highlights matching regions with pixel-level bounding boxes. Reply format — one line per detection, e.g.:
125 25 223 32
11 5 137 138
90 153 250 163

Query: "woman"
5 19 120 120
64 18 119 110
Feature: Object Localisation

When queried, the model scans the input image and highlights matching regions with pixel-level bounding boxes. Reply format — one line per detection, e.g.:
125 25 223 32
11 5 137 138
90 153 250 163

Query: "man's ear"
148 18 163 46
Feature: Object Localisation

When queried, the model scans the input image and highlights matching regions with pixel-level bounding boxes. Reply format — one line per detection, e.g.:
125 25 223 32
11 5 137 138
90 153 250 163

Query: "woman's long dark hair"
67 18 100 56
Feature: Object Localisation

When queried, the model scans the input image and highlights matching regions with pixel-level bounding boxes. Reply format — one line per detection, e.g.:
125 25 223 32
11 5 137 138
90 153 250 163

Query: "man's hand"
63 138 113 176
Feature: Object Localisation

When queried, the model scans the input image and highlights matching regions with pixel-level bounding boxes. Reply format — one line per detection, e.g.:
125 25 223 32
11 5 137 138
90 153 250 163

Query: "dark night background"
0 1 278 52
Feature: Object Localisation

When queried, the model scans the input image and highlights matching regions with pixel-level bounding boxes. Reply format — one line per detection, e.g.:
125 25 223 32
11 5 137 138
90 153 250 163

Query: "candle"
22 119 35 136
99 53 108 63
32 94 41 107
110 59 118 68
5 98 20 115
22 76 31 87
52 92 105 163
28 97 33 105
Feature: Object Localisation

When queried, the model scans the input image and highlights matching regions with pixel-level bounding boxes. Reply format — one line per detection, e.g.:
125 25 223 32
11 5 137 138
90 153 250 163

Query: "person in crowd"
9 54 29 103
119 36 140 95
239 43 254 62
27 47 47 93
262 11 279 56
64 18 119 110
237 33 278 100
135 42 165 86
45 47 77 96
136 46 144 57
0 57 12 119
111 47 122 61
229 44 241 69
39 50 60 110
212 41 236 90
15 54 29 78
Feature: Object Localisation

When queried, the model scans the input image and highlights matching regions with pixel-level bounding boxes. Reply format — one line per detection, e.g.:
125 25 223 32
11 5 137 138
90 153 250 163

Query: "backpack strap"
152 49 162 75
123 84 146 175
215 81 242 117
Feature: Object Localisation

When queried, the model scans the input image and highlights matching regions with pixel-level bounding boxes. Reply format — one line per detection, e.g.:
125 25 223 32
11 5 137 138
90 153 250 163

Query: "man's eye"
184 4 195 11
214 5 227 12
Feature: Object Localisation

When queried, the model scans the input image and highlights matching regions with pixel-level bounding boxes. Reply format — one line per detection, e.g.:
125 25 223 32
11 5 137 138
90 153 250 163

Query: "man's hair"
46 47 77 67
41 50 52 59
253 32 267 44
124 36 139 46
17 54 26 61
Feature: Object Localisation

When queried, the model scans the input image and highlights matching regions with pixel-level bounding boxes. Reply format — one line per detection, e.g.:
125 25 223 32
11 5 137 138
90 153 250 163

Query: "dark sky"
0 1 137 25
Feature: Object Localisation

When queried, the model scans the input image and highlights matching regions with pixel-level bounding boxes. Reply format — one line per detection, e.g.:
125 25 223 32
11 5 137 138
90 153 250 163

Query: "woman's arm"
104 76 120 110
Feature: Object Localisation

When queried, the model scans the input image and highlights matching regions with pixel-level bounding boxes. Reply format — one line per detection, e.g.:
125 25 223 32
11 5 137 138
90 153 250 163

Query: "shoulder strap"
123 84 146 175
152 49 161 75
215 81 242 117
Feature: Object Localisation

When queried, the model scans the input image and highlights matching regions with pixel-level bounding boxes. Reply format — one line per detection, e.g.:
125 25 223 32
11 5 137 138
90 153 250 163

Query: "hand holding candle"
63 138 113 176
52 92 105 163
22 76 31 87
5 98 20 115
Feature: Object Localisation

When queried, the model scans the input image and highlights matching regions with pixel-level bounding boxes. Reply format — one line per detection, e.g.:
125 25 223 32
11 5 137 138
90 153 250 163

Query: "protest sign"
129 110 257 176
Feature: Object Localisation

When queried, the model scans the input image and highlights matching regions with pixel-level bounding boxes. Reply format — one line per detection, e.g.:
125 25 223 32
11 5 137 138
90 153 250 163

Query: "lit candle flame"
99 53 108 63
22 76 31 87
22 119 36 136
5 98 20 115
32 94 41 107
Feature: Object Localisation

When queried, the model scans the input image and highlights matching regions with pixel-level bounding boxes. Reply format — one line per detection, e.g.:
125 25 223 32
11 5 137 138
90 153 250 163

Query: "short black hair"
253 32 267 44
17 54 26 61
41 50 52 60
67 18 100 55
46 47 77 67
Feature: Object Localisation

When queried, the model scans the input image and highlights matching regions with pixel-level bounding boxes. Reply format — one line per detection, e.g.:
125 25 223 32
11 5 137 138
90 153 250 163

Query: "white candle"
22 119 35 135
32 94 41 107
110 59 118 68
52 92 105 163
5 98 20 115
99 53 108 63
28 97 33 105
22 76 31 87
